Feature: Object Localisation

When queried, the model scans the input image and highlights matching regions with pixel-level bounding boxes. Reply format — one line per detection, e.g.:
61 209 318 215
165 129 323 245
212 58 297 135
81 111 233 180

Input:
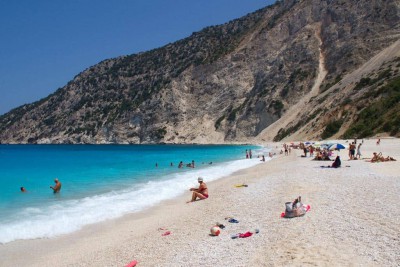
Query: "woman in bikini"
187 177 208 203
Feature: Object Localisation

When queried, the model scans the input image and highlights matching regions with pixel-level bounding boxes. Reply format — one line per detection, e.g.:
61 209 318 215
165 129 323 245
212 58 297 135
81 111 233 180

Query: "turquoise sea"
0 144 268 243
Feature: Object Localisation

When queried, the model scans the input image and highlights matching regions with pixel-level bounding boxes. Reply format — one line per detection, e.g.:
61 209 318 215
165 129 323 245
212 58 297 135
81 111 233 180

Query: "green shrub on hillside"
343 76 400 138
321 119 343 139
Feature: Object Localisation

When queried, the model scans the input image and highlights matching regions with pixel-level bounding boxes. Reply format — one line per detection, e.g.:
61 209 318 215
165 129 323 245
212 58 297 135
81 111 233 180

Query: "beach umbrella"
328 143 346 150
320 144 332 151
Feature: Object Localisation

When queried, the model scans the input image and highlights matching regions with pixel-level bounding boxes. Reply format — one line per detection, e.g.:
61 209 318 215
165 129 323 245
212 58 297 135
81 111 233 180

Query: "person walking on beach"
50 178 62 193
187 177 208 203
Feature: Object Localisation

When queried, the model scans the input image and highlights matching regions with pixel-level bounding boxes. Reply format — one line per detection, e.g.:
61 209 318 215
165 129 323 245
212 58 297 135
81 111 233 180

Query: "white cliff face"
0 0 399 144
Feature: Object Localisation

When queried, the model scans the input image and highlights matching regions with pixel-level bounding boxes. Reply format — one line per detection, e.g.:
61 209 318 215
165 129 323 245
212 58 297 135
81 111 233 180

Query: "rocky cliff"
0 0 399 144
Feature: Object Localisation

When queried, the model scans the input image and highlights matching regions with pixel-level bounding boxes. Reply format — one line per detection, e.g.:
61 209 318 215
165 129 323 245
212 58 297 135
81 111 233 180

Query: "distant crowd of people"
292 138 396 166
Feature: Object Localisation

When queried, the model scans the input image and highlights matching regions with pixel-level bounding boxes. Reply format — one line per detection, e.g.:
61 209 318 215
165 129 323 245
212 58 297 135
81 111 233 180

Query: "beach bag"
283 203 306 218
282 197 310 218
285 202 293 212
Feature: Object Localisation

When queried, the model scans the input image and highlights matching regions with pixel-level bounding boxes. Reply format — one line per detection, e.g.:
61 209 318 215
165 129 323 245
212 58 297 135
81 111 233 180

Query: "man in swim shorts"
50 178 62 193
187 177 208 203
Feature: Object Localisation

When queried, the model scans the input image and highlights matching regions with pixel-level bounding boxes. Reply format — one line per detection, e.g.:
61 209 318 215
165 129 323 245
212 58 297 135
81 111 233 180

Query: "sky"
0 0 275 115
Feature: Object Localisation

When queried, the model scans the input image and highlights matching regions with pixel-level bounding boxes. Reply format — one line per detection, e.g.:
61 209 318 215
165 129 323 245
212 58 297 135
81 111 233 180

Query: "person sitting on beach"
331 156 341 168
50 178 62 193
187 177 208 203
313 152 323 161
323 150 331 160
314 150 330 161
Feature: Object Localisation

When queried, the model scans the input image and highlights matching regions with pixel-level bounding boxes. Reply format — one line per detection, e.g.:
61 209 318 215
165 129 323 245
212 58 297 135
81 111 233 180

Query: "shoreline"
1 139 399 266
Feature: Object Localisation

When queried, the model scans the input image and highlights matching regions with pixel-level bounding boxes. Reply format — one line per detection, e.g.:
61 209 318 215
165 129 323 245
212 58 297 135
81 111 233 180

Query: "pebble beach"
1 138 399 267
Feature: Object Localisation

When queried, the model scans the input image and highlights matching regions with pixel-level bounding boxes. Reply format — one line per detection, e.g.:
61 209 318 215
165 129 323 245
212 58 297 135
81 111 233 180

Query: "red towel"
125 260 138 267
162 231 171 236
239 232 253 238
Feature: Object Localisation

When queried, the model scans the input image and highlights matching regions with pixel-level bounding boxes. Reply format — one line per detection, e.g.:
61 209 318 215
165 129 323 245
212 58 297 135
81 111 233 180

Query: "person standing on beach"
349 142 356 160
187 177 208 203
50 178 62 193
356 143 362 159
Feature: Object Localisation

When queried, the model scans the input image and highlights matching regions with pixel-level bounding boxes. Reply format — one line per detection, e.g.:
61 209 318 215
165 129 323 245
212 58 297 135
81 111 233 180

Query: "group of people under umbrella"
296 141 344 168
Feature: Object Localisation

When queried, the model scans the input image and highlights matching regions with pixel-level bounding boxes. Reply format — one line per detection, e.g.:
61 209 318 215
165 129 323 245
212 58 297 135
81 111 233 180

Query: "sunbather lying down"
368 152 397 162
